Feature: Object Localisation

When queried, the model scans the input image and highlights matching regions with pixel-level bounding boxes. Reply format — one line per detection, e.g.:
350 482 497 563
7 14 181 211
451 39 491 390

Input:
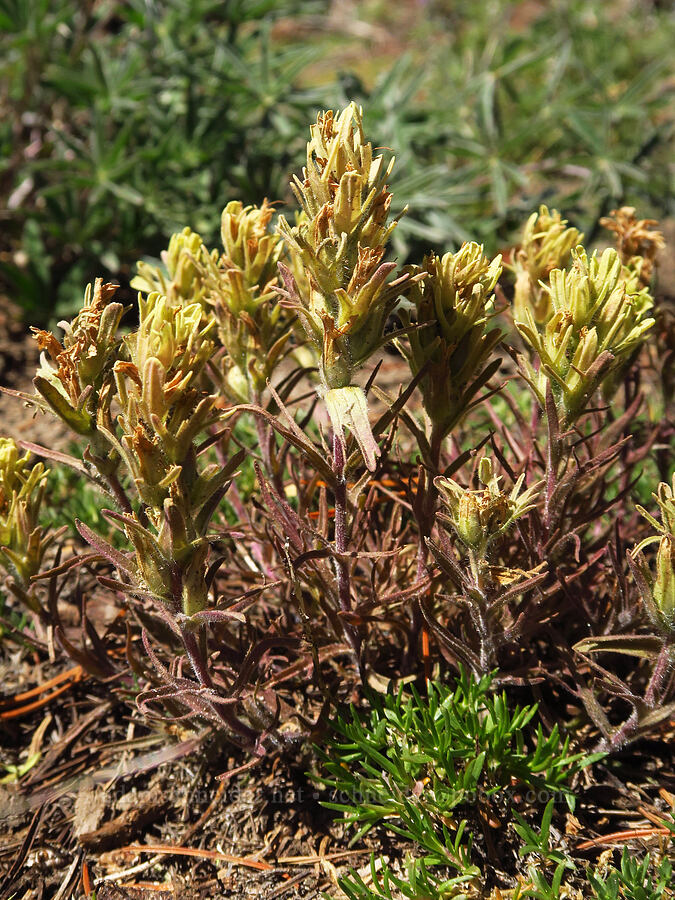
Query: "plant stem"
429 425 443 475
332 431 362 675
645 641 671 707
181 625 260 748
253 396 282 493
182 626 213 688
106 469 133 516
408 450 441 676
607 707 639 752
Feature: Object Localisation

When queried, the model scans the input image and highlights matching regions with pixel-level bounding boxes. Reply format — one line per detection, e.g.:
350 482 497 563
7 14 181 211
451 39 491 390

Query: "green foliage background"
1 0 673 320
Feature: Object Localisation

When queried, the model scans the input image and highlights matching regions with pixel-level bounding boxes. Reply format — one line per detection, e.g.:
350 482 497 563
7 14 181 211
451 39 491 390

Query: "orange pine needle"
576 827 670 850
81 859 92 896
121 884 174 893
3 664 83 704
0 670 83 720
117 844 273 871
304 473 414 519
422 626 431 681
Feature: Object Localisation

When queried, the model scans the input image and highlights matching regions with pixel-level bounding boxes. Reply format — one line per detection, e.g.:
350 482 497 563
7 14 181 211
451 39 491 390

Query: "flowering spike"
511 205 583 324
435 456 540 558
630 477 675 634
514 236 655 424
399 243 502 447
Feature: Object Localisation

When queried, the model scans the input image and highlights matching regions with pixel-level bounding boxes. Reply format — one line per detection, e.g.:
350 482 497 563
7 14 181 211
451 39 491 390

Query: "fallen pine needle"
638 805 675 830
576 827 670 850
277 849 372 865
116 844 273 871
3 665 83 703
0 679 82 719
0 666 83 719
81 859 92 896
121 883 174 893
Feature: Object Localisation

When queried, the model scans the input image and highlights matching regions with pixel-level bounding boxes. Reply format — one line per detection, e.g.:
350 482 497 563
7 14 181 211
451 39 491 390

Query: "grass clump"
316 669 601 895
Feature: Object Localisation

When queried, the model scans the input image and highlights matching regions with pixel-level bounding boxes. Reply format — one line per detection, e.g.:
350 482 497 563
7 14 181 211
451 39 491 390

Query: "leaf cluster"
316 671 598 897
588 850 673 900
315 669 599 891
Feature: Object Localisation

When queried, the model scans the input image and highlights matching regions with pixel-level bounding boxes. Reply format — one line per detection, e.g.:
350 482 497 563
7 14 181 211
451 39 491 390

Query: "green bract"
0 438 55 616
399 243 502 449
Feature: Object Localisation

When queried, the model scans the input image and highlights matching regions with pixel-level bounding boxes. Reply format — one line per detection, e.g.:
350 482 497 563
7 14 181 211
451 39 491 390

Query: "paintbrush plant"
0 438 58 619
13 278 264 742
31 280 125 446
133 227 213 308
277 103 413 471
435 456 540 571
599 206 665 288
1 102 671 813
398 243 503 464
514 245 655 425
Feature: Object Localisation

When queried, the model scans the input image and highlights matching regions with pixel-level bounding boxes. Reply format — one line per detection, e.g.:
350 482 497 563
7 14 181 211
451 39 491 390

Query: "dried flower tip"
435 458 540 556
600 206 665 286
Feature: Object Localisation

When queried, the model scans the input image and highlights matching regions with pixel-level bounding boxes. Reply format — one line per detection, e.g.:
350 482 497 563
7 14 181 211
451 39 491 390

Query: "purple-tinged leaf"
30 552 99 581
230 636 301 697
18 440 90 476
76 519 135 574
420 598 482 672
54 626 113 679
573 634 664 658
425 536 470 589
141 628 174 680
180 609 246 625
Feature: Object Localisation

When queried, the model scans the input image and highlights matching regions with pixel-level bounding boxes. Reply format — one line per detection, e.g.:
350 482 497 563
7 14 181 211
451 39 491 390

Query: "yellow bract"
0 438 51 609
514 246 655 424
436 456 540 559
511 205 583 323
399 243 502 444
631 477 675 633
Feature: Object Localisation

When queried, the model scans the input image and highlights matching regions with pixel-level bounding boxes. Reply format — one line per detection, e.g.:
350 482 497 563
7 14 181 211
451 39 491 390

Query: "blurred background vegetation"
1 0 673 323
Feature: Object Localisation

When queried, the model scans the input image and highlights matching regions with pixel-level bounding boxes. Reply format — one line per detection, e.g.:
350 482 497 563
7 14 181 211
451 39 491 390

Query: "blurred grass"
0 0 329 320
0 0 673 323
306 0 674 257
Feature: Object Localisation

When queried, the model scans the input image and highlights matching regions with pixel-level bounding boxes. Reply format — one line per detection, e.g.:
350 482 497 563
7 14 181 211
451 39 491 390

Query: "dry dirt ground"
0 299 71 451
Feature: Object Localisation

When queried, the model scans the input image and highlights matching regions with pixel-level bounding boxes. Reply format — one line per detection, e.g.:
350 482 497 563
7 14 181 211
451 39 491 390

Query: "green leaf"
574 634 665 659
